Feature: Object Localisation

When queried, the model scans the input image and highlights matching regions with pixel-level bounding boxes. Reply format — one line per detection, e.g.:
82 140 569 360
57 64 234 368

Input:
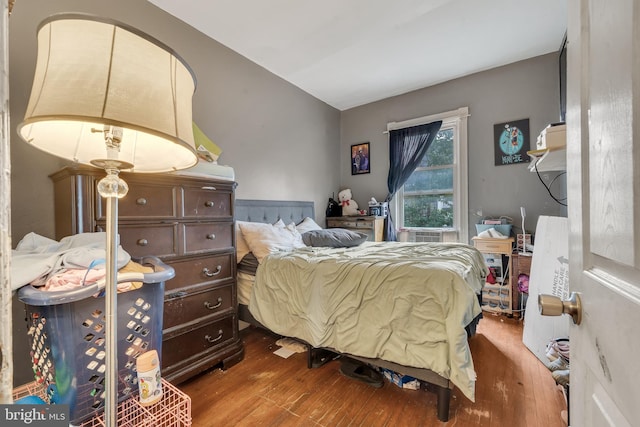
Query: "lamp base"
95 163 130 427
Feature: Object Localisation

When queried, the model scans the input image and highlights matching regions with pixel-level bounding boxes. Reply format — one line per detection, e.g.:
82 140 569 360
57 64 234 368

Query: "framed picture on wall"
493 118 531 166
351 142 370 175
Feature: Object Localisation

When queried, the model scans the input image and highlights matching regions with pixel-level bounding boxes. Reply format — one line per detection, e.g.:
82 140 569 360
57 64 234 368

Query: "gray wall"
9 0 341 245
8 0 340 386
340 53 567 242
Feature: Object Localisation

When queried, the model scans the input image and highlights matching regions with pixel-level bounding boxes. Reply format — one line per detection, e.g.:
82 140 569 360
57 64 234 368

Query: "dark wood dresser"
50 166 244 384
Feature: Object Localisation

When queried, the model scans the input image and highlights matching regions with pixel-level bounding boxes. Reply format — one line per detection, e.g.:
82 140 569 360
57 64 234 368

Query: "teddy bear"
338 188 359 216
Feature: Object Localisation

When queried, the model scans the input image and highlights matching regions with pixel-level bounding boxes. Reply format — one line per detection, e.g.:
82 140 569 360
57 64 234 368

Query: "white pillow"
295 217 323 234
235 220 252 263
238 222 306 263
235 220 286 263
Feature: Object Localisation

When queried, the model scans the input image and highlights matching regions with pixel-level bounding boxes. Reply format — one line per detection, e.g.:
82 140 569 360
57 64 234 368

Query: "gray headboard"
235 199 315 224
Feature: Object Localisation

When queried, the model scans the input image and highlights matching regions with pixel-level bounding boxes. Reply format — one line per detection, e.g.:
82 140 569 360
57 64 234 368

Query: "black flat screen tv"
559 32 567 123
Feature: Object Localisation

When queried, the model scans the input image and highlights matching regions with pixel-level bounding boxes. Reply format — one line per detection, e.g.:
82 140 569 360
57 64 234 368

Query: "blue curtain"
384 120 443 240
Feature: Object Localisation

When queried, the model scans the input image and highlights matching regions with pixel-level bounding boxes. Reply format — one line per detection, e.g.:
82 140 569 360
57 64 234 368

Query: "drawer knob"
204 297 223 310
203 265 222 277
136 239 148 246
204 201 215 208
136 198 147 206
206 233 216 240
205 330 224 343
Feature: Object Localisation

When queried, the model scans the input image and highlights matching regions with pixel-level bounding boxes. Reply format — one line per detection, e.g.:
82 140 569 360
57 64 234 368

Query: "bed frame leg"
434 384 451 422
307 346 339 369
306 345 314 369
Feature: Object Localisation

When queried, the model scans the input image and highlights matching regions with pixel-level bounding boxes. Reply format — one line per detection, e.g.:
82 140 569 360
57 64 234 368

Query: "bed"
234 199 486 422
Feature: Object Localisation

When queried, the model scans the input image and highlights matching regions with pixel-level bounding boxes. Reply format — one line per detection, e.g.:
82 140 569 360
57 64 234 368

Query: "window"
389 107 469 242
402 128 454 227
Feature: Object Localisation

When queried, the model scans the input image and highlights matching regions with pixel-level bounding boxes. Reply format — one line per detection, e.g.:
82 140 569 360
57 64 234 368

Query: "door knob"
538 292 582 325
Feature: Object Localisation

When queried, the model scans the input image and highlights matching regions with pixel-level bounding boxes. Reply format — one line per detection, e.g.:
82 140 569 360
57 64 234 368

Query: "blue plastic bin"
475 224 513 236
18 256 174 425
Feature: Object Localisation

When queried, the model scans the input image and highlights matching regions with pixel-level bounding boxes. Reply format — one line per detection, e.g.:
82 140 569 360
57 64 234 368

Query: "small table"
326 216 385 242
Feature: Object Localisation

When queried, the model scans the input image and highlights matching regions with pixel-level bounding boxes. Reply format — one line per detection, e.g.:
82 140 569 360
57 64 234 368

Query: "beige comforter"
248 241 487 401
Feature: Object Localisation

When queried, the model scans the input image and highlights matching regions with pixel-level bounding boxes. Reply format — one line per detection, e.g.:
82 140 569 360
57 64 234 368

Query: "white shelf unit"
527 147 566 172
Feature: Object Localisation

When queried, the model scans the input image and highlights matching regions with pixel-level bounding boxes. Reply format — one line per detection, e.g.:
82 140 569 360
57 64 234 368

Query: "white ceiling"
149 0 567 111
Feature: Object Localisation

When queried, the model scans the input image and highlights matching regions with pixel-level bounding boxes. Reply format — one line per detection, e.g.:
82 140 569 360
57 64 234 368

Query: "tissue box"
380 368 421 390
368 203 388 217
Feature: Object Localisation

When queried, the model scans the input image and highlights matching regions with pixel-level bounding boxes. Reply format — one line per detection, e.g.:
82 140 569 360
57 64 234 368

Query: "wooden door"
566 0 640 425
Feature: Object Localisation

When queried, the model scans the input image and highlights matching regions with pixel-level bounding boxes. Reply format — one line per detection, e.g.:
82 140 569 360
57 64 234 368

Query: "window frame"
388 107 469 242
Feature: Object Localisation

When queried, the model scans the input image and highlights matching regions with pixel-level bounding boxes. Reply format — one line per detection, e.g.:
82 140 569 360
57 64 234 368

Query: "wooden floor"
180 314 567 426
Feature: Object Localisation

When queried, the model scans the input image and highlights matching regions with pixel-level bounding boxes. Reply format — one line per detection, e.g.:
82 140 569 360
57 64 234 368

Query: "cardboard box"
381 368 421 390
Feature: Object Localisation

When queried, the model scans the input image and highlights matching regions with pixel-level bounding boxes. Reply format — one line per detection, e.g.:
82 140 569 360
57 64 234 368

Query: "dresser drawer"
165 253 233 292
183 187 233 219
327 218 374 229
117 223 178 258
162 315 235 369
473 238 513 254
96 184 177 220
163 284 234 330
182 222 233 254
352 219 375 229
327 219 356 228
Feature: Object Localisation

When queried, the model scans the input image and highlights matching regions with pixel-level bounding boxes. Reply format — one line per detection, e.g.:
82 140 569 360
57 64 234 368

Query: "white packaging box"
536 124 566 150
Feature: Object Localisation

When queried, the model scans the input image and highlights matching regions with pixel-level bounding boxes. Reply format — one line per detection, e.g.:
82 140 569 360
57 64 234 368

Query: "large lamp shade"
18 13 198 172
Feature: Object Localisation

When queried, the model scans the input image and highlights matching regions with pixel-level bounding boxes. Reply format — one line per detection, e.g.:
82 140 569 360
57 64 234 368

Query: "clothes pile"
545 337 570 386
10 232 143 293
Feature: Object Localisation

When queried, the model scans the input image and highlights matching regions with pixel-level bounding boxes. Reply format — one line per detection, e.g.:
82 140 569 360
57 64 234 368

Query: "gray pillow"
302 228 368 248
237 252 259 275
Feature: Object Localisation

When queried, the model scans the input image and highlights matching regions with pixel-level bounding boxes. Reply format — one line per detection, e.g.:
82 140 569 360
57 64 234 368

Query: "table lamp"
17 13 198 426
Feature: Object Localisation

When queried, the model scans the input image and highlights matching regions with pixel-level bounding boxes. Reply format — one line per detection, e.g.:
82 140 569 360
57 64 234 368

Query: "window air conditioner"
405 230 458 243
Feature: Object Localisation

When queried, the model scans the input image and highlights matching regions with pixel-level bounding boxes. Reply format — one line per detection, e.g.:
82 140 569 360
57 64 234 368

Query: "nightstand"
472 236 515 315
326 216 385 242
